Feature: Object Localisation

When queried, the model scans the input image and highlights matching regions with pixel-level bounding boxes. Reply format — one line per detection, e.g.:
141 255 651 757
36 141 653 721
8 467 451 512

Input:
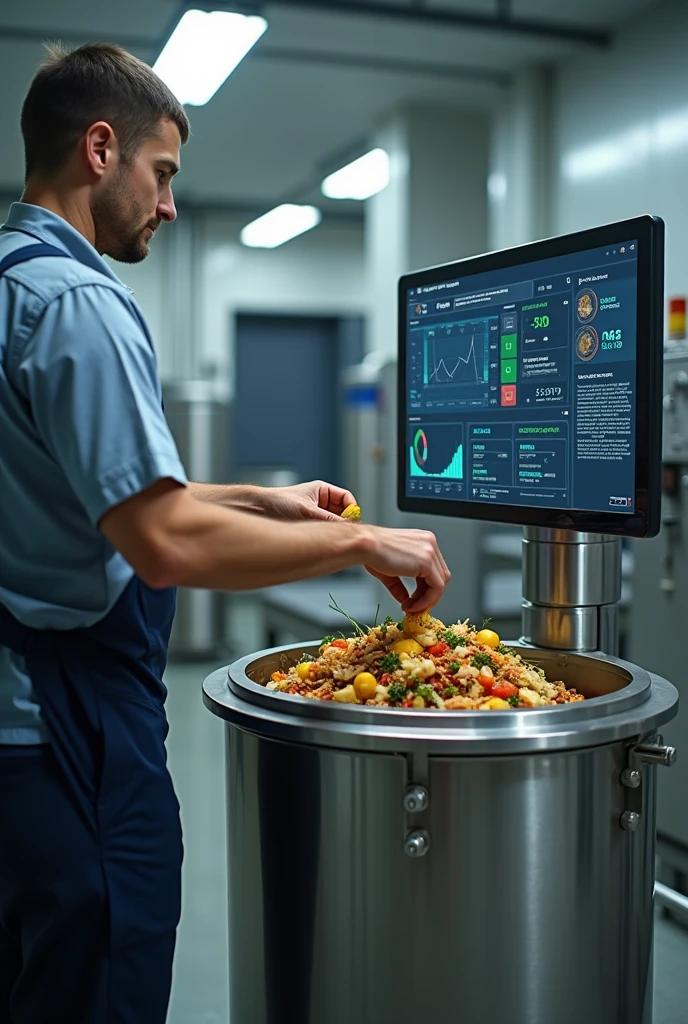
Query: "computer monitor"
398 217 664 538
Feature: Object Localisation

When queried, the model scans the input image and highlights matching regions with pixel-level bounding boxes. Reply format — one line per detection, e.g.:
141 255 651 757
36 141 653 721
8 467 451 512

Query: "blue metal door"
233 314 363 483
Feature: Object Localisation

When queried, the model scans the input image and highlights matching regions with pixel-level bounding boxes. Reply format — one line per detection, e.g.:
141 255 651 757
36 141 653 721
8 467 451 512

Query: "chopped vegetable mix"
264 609 585 711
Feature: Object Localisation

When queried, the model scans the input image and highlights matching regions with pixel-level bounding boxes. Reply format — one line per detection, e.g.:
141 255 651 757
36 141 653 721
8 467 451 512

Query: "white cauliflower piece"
399 656 436 680
518 687 547 707
458 665 480 680
522 668 557 700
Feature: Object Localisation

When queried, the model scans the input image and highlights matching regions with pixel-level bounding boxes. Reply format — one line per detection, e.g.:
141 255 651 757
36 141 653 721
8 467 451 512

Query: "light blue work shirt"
0 203 187 744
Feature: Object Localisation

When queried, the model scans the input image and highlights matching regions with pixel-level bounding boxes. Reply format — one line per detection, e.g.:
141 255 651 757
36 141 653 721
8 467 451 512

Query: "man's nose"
158 189 177 223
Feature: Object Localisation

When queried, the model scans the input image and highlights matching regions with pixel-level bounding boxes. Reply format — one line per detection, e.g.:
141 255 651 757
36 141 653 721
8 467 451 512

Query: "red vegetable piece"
492 682 518 699
427 642 450 657
329 639 348 649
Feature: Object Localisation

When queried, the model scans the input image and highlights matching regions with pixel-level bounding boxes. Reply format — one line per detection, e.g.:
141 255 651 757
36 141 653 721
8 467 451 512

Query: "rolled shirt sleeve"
16 283 187 525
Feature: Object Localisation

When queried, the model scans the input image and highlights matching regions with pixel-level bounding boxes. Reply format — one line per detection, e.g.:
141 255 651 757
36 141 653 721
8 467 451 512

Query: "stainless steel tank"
162 380 230 658
203 645 678 1024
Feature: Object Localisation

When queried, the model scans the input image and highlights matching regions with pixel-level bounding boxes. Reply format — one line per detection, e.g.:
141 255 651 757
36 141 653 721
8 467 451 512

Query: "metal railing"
655 881 688 924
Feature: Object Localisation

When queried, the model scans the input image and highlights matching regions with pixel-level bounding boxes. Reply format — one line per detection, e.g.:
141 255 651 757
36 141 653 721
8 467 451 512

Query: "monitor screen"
398 217 664 537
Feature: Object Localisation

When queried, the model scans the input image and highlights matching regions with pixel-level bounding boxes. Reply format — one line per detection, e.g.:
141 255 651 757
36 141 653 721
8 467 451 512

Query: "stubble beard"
93 166 151 264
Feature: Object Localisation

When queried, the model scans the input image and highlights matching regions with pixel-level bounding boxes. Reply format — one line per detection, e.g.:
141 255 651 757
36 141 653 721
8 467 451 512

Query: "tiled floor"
164 658 688 1024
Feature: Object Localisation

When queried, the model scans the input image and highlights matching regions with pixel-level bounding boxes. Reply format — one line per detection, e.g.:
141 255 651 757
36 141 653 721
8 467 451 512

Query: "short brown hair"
21 42 191 179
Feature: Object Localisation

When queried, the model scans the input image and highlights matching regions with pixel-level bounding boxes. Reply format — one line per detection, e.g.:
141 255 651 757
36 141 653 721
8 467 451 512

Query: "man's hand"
256 480 357 522
363 526 451 613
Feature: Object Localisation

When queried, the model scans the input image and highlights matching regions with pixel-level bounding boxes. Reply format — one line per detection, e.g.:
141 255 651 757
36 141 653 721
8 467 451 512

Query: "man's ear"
83 121 117 179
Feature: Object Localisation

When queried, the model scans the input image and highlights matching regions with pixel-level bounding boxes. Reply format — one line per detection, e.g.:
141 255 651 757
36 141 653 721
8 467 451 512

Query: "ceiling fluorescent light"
240 205 322 248
321 148 390 200
153 9 267 106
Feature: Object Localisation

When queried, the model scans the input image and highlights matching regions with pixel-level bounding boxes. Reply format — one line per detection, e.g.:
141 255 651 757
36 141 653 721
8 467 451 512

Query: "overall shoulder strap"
0 242 69 276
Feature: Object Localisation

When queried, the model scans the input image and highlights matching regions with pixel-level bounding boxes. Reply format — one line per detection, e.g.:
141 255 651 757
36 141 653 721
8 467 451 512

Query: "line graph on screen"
423 317 493 388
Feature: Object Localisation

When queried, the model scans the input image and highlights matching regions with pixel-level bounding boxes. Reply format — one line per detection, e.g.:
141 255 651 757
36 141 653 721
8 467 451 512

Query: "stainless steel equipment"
629 347 688 857
201 220 678 1021
522 528 622 655
203 645 677 1024
163 380 230 658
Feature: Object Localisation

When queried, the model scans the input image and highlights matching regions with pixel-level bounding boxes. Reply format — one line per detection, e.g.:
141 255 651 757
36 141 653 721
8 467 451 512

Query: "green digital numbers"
531 315 550 329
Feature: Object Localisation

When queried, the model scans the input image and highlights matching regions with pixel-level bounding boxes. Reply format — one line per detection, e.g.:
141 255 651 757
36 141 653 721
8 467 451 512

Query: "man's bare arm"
188 482 265 514
99 479 450 611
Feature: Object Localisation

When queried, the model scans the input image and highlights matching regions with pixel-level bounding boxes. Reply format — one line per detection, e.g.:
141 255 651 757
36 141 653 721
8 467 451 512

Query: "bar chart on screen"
409 424 464 481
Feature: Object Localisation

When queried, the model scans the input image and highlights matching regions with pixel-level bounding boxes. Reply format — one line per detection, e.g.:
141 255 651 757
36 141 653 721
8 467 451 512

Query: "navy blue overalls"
0 244 183 1024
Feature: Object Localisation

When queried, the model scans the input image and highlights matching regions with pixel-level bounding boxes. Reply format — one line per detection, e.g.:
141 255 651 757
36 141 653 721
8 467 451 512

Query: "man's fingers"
306 506 345 522
402 557 449 611
401 579 432 613
364 567 410 605
317 482 357 514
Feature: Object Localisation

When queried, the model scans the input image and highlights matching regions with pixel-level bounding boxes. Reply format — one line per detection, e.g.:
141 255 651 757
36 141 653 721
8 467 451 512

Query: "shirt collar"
1 202 134 294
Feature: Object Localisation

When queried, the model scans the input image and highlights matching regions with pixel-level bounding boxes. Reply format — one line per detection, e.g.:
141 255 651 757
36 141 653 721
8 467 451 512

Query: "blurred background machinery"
630 324 688 883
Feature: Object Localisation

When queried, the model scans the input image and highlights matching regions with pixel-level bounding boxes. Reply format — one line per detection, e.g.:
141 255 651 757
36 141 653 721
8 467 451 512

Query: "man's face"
93 118 180 263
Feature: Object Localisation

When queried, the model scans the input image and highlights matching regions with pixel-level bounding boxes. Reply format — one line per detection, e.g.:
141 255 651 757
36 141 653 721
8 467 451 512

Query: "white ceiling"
0 0 660 217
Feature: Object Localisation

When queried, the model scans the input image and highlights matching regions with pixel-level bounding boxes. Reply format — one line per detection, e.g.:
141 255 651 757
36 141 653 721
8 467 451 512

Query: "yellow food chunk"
332 684 358 703
401 612 432 636
475 629 500 649
412 695 426 708
296 662 314 680
354 672 377 700
390 638 424 656
480 697 510 710
341 504 361 521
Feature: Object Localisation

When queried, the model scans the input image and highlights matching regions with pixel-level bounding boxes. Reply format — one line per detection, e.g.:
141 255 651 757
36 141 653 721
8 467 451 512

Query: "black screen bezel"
397 216 664 538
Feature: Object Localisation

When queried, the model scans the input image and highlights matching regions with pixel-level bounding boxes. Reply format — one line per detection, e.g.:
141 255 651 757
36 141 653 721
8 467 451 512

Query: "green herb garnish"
507 695 520 707
443 684 459 698
414 684 434 701
387 682 408 704
380 653 401 673
380 615 395 637
321 635 335 646
439 629 467 650
471 652 495 670
496 644 510 655
397 621 405 631
328 593 366 636
448 661 461 673
482 617 492 628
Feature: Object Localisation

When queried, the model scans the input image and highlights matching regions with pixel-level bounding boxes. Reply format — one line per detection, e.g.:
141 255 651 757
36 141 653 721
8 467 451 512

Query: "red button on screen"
501 385 516 406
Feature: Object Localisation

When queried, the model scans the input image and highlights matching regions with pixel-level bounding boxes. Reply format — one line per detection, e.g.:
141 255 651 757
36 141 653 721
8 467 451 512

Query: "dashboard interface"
403 240 639 515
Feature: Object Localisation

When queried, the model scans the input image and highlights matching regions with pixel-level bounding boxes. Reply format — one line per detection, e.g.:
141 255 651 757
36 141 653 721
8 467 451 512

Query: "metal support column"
521 527 622 656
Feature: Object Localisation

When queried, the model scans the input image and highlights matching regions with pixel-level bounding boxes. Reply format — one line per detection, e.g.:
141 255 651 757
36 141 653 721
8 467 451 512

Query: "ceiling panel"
0 0 664 207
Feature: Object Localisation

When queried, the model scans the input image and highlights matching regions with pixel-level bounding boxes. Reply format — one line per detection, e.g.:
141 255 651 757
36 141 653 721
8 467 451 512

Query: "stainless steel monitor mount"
521 527 622 655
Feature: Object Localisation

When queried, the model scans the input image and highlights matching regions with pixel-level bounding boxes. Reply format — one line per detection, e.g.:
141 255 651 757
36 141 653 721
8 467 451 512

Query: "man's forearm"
164 496 373 590
188 482 266 514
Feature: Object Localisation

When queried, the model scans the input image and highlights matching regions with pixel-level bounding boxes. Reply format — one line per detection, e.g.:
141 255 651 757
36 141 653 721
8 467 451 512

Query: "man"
0 42 450 1024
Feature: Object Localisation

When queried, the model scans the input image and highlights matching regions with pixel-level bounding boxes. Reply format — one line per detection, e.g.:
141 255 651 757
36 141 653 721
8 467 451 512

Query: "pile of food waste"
265 605 584 711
